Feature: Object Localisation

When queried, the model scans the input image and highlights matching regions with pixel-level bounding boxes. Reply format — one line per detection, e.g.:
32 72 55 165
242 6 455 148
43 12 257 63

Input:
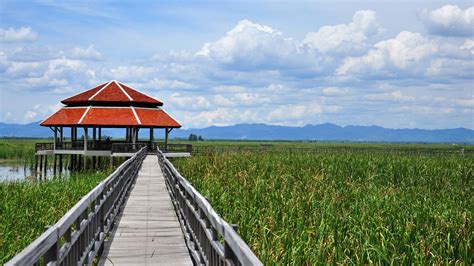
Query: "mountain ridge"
1 121 472 143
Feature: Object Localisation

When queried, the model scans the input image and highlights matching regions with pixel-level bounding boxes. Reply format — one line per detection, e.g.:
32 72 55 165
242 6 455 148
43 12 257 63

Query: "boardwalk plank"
99 155 193 265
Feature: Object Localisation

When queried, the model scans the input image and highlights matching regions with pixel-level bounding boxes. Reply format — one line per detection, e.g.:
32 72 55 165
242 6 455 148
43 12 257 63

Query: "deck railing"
35 141 193 154
110 143 147 154
157 149 262 266
6 147 147 266
156 142 193 153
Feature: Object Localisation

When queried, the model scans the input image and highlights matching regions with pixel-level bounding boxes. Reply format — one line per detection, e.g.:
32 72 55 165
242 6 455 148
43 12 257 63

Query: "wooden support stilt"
35 155 38 172
40 155 43 172
59 155 63 173
44 155 48 174
53 155 57 175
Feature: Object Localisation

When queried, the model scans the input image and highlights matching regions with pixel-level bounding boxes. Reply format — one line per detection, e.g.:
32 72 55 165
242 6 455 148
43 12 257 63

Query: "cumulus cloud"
70 45 103 61
420 5 474 36
460 39 474 55
8 46 61 62
337 31 438 76
0 26 38 42
365 90 415 102
196 19 302 69
322 87 350 96
302 10 382 54
1 10 472 129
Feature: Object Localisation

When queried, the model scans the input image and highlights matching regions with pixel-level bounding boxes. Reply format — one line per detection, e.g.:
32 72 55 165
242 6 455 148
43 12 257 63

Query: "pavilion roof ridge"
61 80 163 107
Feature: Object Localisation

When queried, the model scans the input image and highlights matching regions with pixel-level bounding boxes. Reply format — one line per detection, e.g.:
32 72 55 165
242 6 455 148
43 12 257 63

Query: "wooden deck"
99 155 193 265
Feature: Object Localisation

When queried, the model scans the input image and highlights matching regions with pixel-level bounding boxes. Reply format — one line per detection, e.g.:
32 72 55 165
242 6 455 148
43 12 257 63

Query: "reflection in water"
0 163 70 181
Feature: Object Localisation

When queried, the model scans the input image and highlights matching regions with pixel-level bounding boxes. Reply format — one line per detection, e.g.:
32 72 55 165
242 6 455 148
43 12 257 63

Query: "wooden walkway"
99 155 193 265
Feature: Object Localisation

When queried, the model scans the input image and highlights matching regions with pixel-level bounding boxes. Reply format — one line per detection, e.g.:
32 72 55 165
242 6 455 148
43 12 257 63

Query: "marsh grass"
0 170 109 263
173 151 473 264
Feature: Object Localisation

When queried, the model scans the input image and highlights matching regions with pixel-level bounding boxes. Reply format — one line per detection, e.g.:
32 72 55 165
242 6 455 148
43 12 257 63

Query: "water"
0 162 70 181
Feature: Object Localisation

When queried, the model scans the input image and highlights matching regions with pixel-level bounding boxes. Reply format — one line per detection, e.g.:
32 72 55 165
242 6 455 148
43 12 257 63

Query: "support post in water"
59 154 63 173
43 155 48 175
53 155 57 175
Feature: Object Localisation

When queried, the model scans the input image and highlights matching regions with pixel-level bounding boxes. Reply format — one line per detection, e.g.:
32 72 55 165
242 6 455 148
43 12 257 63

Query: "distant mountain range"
1 121 473 143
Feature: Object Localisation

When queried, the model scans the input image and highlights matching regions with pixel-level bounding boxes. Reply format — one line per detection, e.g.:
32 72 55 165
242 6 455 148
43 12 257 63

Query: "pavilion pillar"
60 127 63 144
83 127 88 151
150 128 154 151
53 127 57 150
59 127 63 172
98 127 102 168
92 127 97 168
165 127 169 151
84 127 88 170
70 127 74 170
93 127 96 148
132 127 136 150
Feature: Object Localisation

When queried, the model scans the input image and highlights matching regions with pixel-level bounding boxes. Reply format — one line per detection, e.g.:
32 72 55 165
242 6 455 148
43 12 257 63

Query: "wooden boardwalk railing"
6 147 147 266
7 146 262 265
158 149 263 266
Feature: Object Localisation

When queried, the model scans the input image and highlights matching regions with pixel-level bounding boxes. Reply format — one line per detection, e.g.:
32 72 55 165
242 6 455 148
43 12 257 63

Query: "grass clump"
173 151 473 264
0 170 109 263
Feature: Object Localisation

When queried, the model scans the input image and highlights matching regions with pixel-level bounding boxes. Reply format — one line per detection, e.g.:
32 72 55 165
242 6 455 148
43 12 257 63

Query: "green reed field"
0 170 109 263
0 139 44 162
173 151 473 264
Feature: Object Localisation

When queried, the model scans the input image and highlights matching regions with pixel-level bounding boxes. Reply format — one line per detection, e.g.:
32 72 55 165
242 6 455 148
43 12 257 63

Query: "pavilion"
36 80 189 171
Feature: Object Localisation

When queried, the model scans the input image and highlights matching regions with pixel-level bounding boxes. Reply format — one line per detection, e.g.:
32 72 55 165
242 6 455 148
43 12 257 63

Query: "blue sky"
0 0 473 129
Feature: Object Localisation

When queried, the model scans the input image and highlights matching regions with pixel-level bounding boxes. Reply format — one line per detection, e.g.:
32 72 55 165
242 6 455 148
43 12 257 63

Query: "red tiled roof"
135 108 181 127
119 83 162 105
40 107 87 126
80 107 139 126
90 82 131 102
40 107 181 128
61 83 107 104
61 81 163 106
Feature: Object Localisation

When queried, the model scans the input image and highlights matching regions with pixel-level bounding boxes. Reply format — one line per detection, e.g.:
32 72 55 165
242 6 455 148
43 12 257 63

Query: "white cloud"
0 26 38 42
420 5 474 36
302 10 382 54
460 39 474 55
70 45 102 61
365 90 415 102
8 46 61 62
212 85 247 93
211 92 269 107
337 31 438 75
148 78 195 89
452 98 474 108
196 19 302 69
322 87 349 95
267 104 323 122
168 93 211 110
24 110 38 121
108 65 156 81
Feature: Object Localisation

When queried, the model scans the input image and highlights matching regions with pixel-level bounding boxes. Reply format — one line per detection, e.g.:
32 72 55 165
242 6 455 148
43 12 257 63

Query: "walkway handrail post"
6 147 147 266
157 148 262 266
